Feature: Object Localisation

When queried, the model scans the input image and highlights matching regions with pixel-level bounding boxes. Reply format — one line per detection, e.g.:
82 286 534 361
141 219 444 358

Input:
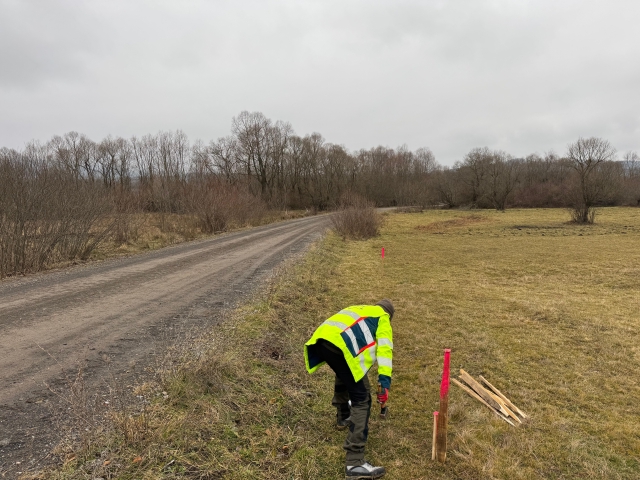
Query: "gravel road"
0 215 329 478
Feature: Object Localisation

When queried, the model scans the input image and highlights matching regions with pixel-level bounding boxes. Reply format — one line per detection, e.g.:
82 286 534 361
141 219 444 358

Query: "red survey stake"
436 348 451 462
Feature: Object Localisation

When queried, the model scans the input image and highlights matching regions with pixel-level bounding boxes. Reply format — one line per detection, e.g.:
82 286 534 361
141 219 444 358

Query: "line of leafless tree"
1 110 639 277
431 138 638 222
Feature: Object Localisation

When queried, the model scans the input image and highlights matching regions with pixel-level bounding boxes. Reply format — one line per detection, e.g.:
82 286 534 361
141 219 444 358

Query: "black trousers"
314 340 372 465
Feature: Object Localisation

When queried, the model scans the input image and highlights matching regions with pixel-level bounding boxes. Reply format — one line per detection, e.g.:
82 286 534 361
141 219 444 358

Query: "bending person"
304 300 394 479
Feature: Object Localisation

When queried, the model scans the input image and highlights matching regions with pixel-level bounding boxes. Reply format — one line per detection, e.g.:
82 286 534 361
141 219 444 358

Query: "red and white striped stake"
436 348 451 463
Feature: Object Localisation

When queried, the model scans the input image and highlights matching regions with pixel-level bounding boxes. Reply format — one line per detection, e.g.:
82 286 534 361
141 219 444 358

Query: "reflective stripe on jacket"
304 305 393 388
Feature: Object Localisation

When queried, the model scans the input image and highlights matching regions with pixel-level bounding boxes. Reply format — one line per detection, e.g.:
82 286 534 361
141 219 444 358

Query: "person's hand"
377 386 389 406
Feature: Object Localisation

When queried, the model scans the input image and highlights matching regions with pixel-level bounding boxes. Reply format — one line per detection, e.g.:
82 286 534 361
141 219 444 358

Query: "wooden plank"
473 380 521 424
494 397 521 424
479 375 528 419
460 371 520 423
432 411 438 461
452 378 515 426
459 369 510 417
478 383 522 424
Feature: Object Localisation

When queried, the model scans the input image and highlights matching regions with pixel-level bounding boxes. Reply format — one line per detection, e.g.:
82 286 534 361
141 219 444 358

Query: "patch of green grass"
39 207 640 480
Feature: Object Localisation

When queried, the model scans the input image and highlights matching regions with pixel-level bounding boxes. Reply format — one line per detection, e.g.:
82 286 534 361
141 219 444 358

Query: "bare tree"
415 147 438 174
623 151 640 173
209 136 239 183
231 111 272 199
566 137 617 223
621 151 640 206
97 136 120 189
268 120 293 207
460 147 492 207
487 151 520 211
512 152 573 207
298 133 327 210
156 130 189 212
131 134 158 209
433 167 464 208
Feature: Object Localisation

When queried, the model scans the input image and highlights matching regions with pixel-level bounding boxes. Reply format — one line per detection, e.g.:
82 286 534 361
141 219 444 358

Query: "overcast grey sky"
1 0 638 165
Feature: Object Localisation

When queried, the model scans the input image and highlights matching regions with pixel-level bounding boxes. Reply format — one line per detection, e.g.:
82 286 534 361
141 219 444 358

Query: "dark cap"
376 299 395 319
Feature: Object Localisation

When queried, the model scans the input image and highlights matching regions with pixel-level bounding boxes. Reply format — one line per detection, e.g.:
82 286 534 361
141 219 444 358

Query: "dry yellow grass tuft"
42 207 640 480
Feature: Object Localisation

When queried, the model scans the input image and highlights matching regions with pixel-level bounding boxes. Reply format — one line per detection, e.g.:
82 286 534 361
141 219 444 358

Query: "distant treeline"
1 110 639 276
2 111 639 212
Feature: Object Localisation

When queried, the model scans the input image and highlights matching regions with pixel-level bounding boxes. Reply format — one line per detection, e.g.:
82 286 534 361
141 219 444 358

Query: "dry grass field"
43 207 640 480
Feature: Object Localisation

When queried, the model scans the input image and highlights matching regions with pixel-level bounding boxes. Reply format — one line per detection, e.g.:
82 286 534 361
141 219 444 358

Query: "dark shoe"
345 462 386 479
336 416 352 430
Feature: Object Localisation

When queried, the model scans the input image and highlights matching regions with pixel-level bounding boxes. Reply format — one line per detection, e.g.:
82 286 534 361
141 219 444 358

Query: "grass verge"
36 207 640 479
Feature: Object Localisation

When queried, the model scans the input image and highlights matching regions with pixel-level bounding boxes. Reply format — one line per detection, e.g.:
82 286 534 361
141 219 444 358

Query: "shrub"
185 177 266 234
0 151 113 277
331 193 381 240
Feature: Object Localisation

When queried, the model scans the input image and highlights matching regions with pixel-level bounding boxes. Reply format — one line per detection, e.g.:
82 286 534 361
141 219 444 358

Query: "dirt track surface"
0 215 329 478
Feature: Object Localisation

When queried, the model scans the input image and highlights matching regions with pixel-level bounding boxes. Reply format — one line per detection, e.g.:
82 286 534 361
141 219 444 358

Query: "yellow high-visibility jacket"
304 305 393 389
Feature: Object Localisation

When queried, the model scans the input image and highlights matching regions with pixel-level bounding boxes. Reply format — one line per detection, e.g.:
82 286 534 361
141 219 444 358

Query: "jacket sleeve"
376 314 393 390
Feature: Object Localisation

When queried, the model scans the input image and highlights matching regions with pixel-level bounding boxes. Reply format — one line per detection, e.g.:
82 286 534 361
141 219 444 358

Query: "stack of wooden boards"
452 369 527 426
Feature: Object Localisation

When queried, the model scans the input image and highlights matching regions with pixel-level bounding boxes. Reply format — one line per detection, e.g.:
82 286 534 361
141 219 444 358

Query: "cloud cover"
1 0 638 164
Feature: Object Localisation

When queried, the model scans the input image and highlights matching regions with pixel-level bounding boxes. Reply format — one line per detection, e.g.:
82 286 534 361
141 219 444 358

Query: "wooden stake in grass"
432 411 438 461
436 349 451 463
